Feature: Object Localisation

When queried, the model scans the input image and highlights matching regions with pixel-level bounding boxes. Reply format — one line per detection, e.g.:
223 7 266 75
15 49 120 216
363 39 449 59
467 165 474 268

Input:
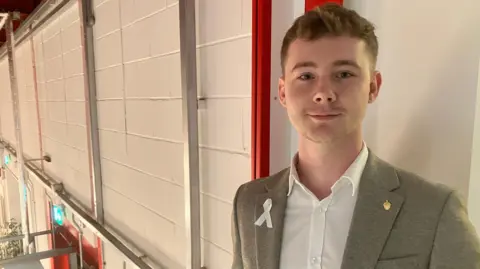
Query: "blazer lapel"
255 169 289 269
341 153 405 269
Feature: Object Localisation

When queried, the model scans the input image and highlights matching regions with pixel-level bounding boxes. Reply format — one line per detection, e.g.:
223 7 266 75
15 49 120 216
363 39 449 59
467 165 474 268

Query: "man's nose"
312 80 336 104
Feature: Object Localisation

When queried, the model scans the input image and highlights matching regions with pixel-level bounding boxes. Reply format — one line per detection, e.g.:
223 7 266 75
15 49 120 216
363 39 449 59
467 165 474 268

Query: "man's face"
279 36 381 143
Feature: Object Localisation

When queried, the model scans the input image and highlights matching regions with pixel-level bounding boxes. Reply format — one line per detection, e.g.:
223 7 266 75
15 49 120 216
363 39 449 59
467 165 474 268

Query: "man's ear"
278 77 287 107
368 71 382 103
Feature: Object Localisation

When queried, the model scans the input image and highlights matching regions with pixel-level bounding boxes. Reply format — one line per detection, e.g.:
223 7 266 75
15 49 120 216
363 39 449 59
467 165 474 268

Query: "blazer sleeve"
232 184 244 269
429 191 480 268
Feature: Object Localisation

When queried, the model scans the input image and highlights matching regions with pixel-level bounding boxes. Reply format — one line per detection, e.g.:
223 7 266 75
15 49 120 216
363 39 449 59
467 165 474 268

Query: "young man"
232 4 480 269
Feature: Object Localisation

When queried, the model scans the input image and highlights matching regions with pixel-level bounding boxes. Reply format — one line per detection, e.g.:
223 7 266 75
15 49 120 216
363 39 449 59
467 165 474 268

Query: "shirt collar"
287 142 369 197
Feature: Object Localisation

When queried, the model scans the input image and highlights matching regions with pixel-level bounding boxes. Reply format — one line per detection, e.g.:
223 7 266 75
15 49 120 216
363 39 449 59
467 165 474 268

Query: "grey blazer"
231 151 480 269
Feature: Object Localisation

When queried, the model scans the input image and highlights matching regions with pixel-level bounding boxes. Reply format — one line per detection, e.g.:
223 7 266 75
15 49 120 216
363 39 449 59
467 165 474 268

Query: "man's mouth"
308 113 341 120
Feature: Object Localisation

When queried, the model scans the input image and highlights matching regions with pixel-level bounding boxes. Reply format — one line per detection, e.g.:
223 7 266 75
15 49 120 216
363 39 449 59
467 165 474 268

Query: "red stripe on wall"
252 0 272 179
305 0 343 11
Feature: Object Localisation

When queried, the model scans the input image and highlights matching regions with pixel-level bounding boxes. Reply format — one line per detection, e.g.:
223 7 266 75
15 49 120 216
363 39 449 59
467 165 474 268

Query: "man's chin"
303 130 339 144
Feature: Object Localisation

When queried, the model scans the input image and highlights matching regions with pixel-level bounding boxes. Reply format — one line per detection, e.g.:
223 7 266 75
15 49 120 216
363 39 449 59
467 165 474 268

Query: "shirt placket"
308 194 334 269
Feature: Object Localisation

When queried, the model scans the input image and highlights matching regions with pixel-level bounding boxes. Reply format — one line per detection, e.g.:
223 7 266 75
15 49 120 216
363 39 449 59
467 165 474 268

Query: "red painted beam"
251 0 271 180
305 0 343 11
0 0 42 13
0 13 30 44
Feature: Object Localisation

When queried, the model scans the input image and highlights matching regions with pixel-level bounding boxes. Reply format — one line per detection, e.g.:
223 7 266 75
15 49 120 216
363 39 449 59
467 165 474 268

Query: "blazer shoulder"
393 165 455 207
396 166 452 192
234 168 290 200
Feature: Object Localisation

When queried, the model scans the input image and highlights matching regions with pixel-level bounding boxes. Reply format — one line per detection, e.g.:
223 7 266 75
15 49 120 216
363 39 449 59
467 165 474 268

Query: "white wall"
343 0 480 200
14 39 42 160
33 1 92 208
0 58 15 145
0 37 51 265
92 0 251 268
0 0 251 267
280 0 480 198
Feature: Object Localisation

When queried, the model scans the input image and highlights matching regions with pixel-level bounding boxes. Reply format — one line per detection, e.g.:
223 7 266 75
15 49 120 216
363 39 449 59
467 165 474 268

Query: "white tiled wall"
33 2 92 208
93 0 251 268
0 58 16 145
0 0 252 268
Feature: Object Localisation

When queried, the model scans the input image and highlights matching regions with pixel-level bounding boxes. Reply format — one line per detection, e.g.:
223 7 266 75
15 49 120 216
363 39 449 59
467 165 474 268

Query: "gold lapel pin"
383 200 391 211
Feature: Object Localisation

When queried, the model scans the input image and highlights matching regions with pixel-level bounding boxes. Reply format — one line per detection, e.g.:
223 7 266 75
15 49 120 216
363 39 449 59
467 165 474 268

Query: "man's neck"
296 131 364 200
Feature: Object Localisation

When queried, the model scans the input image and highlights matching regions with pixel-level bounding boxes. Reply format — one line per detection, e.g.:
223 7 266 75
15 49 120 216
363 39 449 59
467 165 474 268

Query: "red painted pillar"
251 0 272 180
305 0 344 11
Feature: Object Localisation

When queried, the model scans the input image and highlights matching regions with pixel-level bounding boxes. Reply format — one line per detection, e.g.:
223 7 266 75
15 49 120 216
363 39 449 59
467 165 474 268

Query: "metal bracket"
11 12 21 21
51 182 64 193
25 155 51 163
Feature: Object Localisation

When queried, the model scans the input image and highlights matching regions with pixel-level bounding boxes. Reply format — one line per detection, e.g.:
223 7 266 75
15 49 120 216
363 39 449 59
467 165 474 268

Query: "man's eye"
336 72 354 79
298 73 315 81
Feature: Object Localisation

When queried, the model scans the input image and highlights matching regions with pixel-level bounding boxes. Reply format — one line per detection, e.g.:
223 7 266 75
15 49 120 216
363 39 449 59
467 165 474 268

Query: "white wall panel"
197 38 251 97
61 20 81 52
0 58 16 145
195 0 243 45
151 7 180 56
95 65 124 99
93 0 121 38
95 31 123 70
32 2 91 209
0 0 252 267
341 0 480 200
124 55 181 98
93 0 252 267
121 21 151 62
97 100 126 131
11 40 41 159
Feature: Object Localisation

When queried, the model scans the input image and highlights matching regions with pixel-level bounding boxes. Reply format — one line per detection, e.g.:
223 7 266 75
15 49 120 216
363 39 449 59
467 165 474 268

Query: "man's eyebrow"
291 61 317 72
290 60 361 72
332 60 361 69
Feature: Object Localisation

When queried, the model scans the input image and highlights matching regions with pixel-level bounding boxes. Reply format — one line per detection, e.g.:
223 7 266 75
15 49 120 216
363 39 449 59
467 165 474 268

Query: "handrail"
0 138 158 269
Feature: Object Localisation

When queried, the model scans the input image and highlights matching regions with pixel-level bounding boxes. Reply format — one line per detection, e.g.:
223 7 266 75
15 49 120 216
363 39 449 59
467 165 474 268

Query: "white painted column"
270 0 304 174
468 59 480 231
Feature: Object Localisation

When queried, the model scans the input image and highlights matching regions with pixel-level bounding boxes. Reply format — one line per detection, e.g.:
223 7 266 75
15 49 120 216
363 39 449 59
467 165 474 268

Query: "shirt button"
311 257 321 264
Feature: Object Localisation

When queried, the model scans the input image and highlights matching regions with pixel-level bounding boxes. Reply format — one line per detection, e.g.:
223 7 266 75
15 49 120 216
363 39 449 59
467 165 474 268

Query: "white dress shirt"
279 144 369 269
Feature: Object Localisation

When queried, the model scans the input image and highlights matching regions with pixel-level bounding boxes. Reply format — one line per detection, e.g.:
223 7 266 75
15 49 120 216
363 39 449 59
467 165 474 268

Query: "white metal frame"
179 0 202 268
78 0 104 225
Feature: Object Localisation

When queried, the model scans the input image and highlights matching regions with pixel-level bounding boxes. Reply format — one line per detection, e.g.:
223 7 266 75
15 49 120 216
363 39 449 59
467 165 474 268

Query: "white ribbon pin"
255 198 273 228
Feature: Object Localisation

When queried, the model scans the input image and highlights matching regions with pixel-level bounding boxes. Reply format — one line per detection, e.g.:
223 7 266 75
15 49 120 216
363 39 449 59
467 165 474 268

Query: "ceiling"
0 0 44 47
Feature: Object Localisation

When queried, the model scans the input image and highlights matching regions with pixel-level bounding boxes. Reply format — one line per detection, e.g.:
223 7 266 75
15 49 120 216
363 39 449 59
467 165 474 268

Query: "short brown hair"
280 3 378 73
